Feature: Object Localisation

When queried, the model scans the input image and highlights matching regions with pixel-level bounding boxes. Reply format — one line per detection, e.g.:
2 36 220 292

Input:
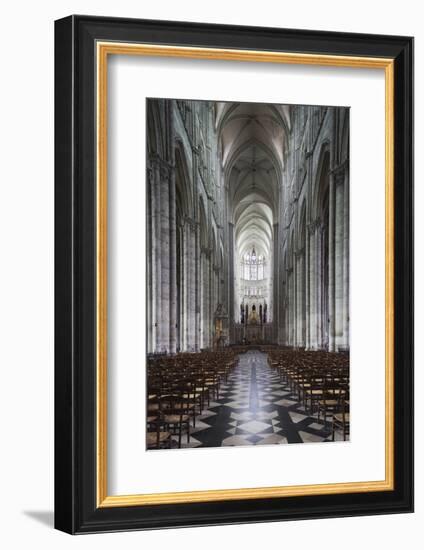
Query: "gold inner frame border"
96 41 395 508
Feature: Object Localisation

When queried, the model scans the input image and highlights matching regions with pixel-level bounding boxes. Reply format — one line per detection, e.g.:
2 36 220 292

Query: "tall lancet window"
258 254 264 280
240 247 265 281
250 248 257 280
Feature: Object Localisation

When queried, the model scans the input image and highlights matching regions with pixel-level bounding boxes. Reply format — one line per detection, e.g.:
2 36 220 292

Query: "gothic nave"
146 99 350 449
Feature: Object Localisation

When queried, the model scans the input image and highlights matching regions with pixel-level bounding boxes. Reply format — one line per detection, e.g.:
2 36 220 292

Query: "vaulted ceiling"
216 102 291 260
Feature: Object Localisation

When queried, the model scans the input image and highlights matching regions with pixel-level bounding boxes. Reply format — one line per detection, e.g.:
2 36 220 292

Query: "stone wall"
147 99 225 353
277 106 350 351
146 100 349 353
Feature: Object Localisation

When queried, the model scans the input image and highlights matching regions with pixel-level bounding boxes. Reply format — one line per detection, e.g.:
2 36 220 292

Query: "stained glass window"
240 247 265 281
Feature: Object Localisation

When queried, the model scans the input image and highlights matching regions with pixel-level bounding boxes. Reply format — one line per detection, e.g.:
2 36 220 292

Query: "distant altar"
235 303 268 344
245 306 261 342
248 304 259 324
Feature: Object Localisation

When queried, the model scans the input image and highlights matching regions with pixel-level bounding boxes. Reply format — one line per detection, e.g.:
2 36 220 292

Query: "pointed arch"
146 99 164 157
312 143 331 221
175 140 193 219
198 195 208 249
340 110 349 164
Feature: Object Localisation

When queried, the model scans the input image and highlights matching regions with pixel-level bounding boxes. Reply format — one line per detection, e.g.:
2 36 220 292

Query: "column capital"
308 219 320 233
148 153 174 177
147 167 154 185
334 170 345 187
330 160 348 185
183 216 198 231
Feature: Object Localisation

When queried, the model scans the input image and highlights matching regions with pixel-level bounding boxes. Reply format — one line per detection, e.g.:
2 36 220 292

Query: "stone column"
328 171 336 352
228 222 235 343
316 223 323 348
153 161 162 353
292 262 296 347
278 227 285 345
182 222 190 350
308 223 316 349
194 220 201 352
287 266 294 346
200 247 211 349
208 259 213 349
159 163 171 353
189 220 197 351
213 266 220 344
334 168 345 350
292 252 297 346
200 251 205 348
295 253 300 347
168 165 177 354
305 233 310 349
295 249 305 348
279 272 285 345
342 168 350 348
285 271 290 346
146 167 154 353
273 223 279 342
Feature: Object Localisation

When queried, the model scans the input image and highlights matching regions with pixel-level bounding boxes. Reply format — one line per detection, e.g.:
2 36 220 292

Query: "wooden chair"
317 371 343 426
332 390 350 441
177 378 199 427
162 391 191 448
146 425 172 450
146 397 172 450
203 367 220 401
303 370 325 413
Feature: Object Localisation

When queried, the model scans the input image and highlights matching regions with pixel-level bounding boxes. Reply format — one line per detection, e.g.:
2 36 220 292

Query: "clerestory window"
240 247 265 281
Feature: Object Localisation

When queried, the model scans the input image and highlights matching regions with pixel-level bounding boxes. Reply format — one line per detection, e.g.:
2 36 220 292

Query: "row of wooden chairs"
146 350 239 449
268 348 350 440
146 347 350 447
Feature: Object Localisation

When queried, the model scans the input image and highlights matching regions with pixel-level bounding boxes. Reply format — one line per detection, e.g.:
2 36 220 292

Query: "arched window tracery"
240 247 265 281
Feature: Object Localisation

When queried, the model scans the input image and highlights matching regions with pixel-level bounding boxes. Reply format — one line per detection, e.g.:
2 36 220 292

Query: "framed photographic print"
54 15 414 533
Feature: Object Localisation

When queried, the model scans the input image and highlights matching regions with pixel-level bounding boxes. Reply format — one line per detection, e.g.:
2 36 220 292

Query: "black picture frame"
55 14 414 534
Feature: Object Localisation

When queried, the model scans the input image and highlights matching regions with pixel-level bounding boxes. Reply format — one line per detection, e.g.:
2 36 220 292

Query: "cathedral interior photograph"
146 98 350 450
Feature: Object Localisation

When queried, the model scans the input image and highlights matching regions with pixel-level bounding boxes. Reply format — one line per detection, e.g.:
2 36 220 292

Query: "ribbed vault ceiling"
217 102 291 261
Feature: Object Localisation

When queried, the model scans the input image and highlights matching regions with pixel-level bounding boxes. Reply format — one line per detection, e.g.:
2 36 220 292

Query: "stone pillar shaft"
273 223 279 340
169 166 177 353
154 163 162 352
342 169 350 348
334 171 345 350
328 172 336 351
308 226 317 349
159 168 170 352
228 222 235 343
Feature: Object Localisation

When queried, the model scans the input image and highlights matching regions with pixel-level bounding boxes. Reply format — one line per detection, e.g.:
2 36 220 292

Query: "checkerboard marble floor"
172 350 347 449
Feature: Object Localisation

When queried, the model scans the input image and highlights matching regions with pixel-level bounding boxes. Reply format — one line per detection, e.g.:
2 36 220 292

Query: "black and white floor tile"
170 351 348 449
